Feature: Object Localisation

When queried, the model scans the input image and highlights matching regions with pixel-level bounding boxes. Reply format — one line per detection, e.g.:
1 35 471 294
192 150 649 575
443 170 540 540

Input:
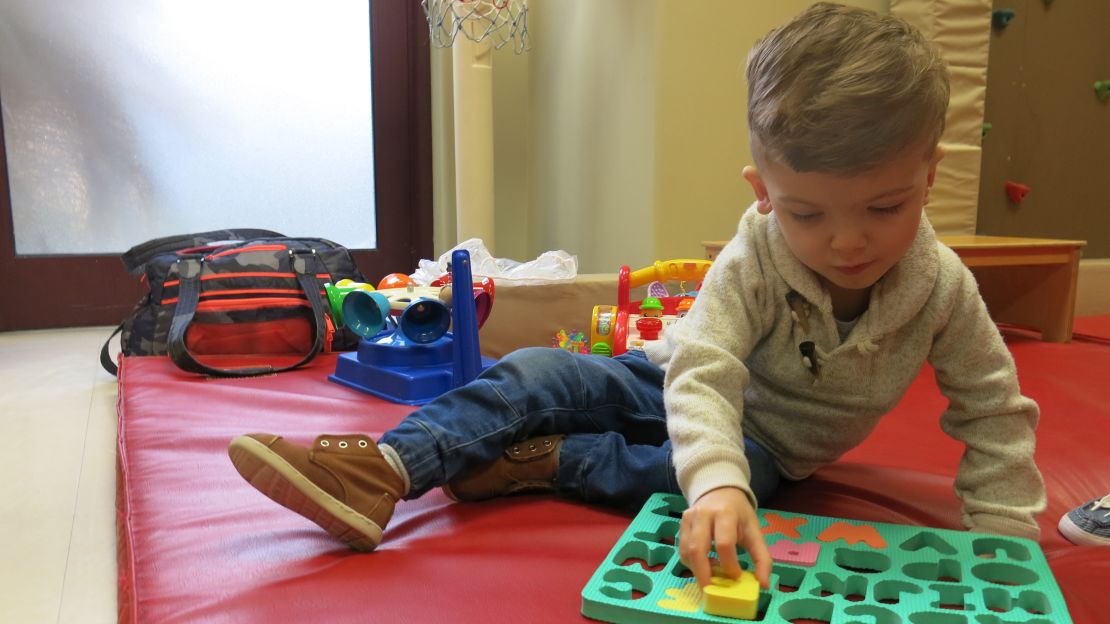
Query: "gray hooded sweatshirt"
646 204 1046 539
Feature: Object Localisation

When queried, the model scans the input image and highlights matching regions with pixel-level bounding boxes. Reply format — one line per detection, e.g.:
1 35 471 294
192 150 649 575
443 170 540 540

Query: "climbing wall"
977 0 1110 258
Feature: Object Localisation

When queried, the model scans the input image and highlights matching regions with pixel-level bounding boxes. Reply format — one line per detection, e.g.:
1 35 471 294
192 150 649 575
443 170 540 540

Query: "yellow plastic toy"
590 305 617 356
627 259 713 288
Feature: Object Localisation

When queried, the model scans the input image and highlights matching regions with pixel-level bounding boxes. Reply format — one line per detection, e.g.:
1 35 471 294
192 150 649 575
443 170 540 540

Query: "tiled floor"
0 326 118 624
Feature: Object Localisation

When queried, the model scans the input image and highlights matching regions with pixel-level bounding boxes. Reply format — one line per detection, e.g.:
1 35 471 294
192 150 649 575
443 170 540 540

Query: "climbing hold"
992 9 1015 29
1095 81 1110 102
1005 181 1031 204
982 122 993 138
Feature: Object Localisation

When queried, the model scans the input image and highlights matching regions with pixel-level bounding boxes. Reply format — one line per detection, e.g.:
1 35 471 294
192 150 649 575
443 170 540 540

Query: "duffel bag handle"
100 322 126 376
166 250 328 377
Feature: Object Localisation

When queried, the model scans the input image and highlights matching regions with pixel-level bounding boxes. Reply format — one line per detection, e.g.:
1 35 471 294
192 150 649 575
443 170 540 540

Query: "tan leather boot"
443 434 563 502
228 433 404 551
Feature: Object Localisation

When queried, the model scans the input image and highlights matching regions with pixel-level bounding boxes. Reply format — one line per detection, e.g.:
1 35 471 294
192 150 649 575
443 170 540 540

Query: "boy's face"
743 144 943 294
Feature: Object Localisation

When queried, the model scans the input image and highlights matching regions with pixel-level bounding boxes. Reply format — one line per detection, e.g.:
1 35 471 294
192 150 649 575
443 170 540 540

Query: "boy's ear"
926 145 945 188
742 166 772 214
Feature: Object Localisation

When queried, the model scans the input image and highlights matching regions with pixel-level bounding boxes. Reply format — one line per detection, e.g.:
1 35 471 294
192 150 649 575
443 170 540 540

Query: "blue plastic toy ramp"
582 493 1072 624
329 334 497 405
328 249 496 404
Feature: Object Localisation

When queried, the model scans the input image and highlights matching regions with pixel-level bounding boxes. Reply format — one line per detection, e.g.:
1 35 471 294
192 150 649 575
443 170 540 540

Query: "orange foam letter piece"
817 522 887 548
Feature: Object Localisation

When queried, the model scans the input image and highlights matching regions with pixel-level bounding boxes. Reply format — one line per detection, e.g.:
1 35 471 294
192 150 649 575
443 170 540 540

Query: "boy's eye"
790 212 823 223
870 204 903 215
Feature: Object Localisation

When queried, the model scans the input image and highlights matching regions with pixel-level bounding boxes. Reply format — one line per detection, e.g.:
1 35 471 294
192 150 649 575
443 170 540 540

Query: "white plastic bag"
411 238 578 286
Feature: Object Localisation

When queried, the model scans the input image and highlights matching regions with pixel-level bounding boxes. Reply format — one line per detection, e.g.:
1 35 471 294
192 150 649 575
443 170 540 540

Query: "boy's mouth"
832 261 874 275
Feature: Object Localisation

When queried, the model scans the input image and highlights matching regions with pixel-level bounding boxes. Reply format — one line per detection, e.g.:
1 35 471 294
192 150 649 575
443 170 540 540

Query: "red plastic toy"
590 259 712 356
634 317 663 341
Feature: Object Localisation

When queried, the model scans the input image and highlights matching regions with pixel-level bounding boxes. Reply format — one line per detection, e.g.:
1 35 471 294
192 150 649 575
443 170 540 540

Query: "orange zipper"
192 298 311 313
206 244 288 259
163 272 332 288
198 288 306 298
161 288 326 305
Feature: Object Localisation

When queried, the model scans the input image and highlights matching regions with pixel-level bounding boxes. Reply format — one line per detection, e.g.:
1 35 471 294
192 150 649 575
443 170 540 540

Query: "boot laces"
1090 494 1110 517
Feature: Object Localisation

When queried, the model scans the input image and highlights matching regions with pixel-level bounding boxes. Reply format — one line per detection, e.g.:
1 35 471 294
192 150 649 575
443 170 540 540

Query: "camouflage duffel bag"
100 229 367 377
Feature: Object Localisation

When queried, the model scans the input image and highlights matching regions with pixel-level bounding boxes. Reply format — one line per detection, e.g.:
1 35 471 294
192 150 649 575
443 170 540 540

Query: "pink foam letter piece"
767 539 820 567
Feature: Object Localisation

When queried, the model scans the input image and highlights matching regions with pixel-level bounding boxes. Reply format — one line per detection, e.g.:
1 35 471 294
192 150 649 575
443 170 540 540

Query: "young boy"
228 2 1046 591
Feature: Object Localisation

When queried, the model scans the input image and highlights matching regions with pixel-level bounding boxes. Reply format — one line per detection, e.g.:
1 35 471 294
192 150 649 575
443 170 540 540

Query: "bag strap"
100 322 126 376
166 250 328 377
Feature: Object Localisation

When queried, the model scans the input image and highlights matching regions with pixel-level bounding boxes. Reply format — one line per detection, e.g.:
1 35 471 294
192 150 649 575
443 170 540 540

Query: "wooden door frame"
0 1 432 331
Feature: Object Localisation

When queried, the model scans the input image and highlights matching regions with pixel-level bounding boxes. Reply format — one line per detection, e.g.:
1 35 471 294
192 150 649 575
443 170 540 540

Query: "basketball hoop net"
421 0 530 53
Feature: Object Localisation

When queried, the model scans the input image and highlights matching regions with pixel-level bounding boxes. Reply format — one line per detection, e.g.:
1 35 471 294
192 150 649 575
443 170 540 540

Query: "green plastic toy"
1095 81 1110 102
582 492 1073 623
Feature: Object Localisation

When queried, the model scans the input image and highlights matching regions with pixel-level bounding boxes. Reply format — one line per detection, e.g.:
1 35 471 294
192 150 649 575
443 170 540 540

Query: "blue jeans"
379 347 781 509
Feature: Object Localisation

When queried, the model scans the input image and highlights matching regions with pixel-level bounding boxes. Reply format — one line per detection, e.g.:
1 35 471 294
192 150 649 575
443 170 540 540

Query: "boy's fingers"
679 512 713 587
713 515 742 580
742 517 773 589
692 555 712 588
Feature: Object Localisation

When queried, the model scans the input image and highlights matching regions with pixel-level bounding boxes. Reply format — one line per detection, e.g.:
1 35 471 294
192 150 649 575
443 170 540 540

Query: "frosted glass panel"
0 0 376 255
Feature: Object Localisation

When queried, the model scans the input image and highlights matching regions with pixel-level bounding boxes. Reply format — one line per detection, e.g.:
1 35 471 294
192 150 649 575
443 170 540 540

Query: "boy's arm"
928 263 1046 540
657 243 774 589
656 243 768 507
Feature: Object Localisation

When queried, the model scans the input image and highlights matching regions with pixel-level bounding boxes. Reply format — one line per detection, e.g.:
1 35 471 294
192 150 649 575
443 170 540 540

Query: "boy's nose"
830 229 866 252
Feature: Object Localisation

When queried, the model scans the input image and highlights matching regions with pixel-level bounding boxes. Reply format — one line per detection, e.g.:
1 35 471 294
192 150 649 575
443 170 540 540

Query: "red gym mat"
117 320 1110 623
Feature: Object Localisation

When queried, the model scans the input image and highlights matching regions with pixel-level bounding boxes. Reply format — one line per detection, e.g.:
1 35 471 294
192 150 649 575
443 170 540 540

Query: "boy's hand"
679 486 771 589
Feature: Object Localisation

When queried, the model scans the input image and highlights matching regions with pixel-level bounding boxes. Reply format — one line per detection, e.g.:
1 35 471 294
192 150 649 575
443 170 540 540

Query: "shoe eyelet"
528 443 537 451
339 441 348 449
511 446 521 455
358 440 368 448
320 440 330 447
543 439 553 447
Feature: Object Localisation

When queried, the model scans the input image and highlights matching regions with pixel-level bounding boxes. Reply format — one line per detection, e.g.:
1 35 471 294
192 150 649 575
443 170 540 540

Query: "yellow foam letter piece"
702 569 759 620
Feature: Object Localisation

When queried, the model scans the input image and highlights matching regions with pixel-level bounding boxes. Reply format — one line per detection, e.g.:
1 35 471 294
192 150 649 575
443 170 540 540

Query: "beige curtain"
891 0 991 235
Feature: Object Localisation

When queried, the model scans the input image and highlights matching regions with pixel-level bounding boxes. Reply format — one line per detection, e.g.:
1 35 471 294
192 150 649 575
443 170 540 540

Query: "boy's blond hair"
746 2 950 174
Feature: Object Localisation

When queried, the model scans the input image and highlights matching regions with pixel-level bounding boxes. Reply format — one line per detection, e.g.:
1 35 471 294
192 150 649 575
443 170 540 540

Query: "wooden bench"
701 235 1086 342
